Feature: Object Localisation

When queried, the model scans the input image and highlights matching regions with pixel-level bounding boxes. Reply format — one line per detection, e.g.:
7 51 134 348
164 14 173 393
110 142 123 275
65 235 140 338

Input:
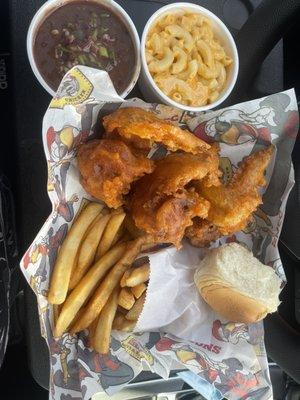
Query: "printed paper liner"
20 66 298 400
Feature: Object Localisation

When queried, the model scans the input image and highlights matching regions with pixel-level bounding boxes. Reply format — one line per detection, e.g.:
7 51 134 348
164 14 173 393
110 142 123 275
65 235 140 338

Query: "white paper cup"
27 0 141 98
139 3 239 112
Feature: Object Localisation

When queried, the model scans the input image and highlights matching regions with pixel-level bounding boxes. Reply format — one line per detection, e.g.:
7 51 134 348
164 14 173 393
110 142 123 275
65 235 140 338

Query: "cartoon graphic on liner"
154 103 185 124
23 224 68 291
76 100 99 137
47 98 98 162
212 320 264 346
48 162 83 223
155 337 269 399
192 92 297 146
193 106 273 145
50 68 94 109
77 344 134 390
40 308 82 394
47 126 88 162
243 213 271 261
52 163 79 223
121 335 154 365
50 335 81 391
46 99 99 222
212 320 249 345
58 74 80 98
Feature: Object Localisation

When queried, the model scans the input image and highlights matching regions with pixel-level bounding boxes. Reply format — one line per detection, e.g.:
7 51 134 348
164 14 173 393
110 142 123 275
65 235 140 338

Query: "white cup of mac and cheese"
139 3 239 111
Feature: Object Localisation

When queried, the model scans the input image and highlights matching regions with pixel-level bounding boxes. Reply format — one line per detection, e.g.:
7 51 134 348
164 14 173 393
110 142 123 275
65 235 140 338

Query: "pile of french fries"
48 201 151 354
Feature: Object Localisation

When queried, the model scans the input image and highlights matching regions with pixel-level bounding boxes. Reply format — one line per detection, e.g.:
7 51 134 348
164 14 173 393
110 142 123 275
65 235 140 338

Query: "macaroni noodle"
148 47 174 73
172 46 188 74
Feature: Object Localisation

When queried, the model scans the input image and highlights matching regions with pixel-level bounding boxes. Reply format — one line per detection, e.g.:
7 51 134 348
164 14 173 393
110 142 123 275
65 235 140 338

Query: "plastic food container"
27 0 141 98
139 2 239 112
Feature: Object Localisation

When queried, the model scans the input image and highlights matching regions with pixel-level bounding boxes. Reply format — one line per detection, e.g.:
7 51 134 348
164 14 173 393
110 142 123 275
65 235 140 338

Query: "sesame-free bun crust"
194 243 281 323
200 284 268 324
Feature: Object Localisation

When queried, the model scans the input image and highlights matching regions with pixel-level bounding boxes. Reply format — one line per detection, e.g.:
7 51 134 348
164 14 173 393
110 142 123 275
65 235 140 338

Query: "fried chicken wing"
194 146 274 236
199 142 222 187
185 219 221 247
131 188 210 248
146 152 220 194
103 107 210 154
129 153 214 247
77 139 154 209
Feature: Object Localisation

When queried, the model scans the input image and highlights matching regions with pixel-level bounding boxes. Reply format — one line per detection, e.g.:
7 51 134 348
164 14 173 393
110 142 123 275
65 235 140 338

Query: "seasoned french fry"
118 288 135 310
131 283 147 299
54 242 126 337
126 292 146 321
71 237 147 332
120 270 131 288
69 306 87 335
87 315 99 348
111 224 125 247
88 317 98 336
96 210 126 259
53 304 61 327
125 263 150 287
113 313 136 332
93 288 119 354
69 213 111 289
48 202 103 304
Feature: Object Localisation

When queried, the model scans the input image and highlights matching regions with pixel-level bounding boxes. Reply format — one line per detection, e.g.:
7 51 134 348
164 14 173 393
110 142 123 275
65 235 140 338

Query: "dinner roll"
194 243 282 323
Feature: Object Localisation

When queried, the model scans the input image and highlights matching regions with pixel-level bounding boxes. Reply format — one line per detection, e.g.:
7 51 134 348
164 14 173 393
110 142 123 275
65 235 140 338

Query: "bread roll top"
194 243 282 323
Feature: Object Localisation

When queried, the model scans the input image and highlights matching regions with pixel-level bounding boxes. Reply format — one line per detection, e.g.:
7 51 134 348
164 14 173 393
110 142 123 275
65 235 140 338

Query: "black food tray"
7 0 286 390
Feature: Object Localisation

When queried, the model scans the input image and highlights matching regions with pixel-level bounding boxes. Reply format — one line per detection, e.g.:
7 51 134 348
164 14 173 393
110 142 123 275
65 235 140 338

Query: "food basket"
20 66 299 400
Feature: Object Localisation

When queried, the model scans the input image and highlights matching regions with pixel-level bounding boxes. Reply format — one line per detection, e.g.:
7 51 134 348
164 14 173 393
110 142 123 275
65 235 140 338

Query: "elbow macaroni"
165 25 194 52
148 47 175 73
145 12 233 107
178 59 198 80
172 46 188 74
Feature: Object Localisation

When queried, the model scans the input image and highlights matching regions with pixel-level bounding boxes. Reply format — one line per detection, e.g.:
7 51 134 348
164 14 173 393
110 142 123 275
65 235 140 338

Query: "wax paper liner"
20 66 298 400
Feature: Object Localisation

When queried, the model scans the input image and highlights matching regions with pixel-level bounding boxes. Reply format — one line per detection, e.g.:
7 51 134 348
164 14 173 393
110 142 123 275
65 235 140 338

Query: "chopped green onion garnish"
90 12 98 27
78 54 87 64
100 13 110 17
99 46 109 58
92 29 98 41
108 49 116 61
60 45 72 53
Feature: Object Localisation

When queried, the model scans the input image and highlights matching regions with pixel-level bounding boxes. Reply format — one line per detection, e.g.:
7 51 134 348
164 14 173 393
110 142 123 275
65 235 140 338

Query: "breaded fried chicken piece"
131 187 210 248
129 153 213 247
185 219 221 247
194 146 273 237
200 142 222 187
136 149 220 195
77 139 154 209
103 107 210 154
